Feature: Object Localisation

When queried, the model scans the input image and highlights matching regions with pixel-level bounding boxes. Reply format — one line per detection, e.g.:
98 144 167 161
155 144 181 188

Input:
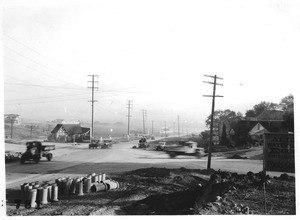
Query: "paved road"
5 140 265 190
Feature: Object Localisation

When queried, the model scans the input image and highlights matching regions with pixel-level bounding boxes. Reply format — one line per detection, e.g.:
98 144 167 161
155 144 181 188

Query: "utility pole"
88 75 99 141
10 118 14 139
177 115 180 137
126 100 133 136
151 120 154 135
164 121 167 137
142 110 147 134
30 125 33 139
203 74 223 170
173 121 176 135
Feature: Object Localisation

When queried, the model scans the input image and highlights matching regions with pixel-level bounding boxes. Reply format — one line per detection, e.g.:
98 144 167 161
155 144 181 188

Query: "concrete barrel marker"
47 185 53 202
25 185 33 200
20 183 28 201
83 178 91 193
37 187 44 204
61 179 67 195
51 186 59 202
33 184 40 189
41 188 48 205
76 181 84 196
91 175 96 183
104 180 119 190
70 179 77 195
56 178 64 195
29 189 37 208
91 182 107 192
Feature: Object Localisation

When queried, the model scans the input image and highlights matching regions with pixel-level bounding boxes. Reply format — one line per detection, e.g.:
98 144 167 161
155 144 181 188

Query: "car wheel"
47 153 53 161
195 152 201 159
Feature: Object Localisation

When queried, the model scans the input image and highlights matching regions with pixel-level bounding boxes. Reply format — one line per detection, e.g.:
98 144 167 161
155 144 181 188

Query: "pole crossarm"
204 74 224 80
203 95 224 97
204 81 223 86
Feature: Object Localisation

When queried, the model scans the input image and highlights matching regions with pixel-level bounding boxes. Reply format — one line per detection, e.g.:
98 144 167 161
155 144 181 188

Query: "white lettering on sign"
264 133 294 173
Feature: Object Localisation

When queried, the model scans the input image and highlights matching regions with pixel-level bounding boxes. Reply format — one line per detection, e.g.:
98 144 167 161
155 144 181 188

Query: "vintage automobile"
101 139 113 149
155 141 167 151
20 141 55 164
164 141 204 158
138 137 148 148
89 139 113 149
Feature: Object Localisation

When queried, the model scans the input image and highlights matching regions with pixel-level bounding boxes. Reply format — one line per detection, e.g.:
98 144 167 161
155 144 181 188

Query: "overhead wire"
3 33 83 77
4 46 74 81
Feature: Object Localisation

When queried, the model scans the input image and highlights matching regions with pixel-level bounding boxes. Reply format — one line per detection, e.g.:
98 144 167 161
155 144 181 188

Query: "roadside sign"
263 133 295 173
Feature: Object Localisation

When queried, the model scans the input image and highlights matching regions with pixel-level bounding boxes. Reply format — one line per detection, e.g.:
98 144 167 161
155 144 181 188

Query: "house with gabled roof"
48 124 90 143
224 110 289 147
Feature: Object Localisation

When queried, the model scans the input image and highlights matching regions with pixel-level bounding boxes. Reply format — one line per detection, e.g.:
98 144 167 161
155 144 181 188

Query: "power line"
4 81 87 91
5 92 89 103
4 45 84 89
5 96 89 105
3 33 83 77
4 56 80 86
203 74 224 170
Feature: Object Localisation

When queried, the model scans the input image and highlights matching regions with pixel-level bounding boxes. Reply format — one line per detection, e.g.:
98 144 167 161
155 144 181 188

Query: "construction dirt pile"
6 167 295 215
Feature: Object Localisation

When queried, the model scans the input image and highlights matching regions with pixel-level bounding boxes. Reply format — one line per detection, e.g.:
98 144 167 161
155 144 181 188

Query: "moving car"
20 141 55 164
164 141 204 158
155 142 167 151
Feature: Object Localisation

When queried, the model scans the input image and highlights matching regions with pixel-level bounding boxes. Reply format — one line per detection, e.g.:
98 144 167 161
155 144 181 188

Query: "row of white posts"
20 172 119 209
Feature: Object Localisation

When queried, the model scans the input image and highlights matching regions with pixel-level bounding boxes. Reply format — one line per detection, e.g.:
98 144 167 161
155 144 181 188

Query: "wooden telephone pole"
88 75 99 140
126 100 133 136
203 74 223 169
142 110 147 134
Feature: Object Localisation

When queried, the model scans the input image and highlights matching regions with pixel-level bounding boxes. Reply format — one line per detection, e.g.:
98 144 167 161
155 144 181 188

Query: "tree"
220 124 228 146
280 94 294 132
279 94 294 111
205 109 242 128
245 109 256 117
245 101 279 117
199 130 210 148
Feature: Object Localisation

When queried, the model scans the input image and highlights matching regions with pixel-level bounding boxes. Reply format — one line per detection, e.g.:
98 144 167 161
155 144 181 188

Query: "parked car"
89 139 113 149
89 140 101 149
101 139 113 149
138 137 148 148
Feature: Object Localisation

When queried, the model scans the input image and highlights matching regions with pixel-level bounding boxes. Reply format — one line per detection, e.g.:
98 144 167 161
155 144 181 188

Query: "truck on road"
164 141 204 158
89 139 113 149
20 141 55 164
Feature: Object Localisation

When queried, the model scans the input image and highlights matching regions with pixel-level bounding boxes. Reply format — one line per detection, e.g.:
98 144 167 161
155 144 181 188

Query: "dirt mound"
6 167 295 216
127 167 171 177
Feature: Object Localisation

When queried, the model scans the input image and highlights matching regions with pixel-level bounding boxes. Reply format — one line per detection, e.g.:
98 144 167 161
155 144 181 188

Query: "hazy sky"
2 0 300 131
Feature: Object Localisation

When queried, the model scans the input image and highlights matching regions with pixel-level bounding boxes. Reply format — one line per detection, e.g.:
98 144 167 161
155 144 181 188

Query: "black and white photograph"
1 0 299 217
